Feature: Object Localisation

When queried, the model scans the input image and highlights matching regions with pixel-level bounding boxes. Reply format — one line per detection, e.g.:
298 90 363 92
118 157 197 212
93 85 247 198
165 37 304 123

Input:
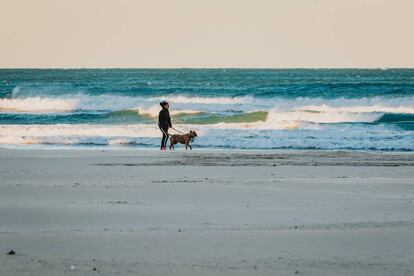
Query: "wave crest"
0 94 252 113
1 94 414 127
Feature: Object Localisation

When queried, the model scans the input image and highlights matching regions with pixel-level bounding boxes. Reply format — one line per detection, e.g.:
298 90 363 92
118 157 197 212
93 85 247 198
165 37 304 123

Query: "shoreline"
2 146 414 153
1 148 413 166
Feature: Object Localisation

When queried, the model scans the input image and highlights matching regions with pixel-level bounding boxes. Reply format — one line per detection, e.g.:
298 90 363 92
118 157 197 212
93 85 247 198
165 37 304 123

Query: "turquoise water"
1 69 413 150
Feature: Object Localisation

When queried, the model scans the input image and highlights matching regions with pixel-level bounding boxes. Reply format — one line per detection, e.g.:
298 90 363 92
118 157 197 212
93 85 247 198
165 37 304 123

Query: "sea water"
0 69 413 150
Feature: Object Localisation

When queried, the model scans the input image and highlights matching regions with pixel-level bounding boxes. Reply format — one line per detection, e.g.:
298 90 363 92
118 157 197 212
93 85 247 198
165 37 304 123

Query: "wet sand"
1 149 414 275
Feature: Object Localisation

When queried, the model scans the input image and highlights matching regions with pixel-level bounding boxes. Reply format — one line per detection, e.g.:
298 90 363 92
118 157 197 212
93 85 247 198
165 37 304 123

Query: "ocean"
0 69 413 150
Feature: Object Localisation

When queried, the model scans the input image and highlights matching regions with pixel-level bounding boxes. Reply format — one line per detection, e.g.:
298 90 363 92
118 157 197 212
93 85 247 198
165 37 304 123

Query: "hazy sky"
0 0 413 68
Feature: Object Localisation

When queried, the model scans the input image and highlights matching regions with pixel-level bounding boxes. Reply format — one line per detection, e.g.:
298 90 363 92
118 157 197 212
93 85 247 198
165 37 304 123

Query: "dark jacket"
158 108 172 129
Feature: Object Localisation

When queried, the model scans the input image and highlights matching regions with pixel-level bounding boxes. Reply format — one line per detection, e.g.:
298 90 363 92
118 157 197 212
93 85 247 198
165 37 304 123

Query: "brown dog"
169 130 197 150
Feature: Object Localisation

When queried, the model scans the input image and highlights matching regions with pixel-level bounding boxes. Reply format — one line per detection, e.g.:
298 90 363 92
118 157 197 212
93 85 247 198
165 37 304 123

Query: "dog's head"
189 130 198 138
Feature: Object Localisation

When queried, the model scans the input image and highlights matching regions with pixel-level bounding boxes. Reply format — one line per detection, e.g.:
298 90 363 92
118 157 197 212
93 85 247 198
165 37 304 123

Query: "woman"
158 101 172 150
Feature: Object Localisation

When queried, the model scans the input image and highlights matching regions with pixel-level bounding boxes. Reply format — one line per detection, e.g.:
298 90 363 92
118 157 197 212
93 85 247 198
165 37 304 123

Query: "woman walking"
158 101 172 150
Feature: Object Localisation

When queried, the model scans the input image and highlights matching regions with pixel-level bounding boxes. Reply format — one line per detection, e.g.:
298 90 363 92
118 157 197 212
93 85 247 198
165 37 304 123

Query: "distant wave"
0 97 78 112
0 93 253 113
2 93 413 113
147 95 252 104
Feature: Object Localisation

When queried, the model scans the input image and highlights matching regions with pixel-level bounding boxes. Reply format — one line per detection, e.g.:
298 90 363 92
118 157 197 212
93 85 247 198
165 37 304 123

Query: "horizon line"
1 67 413 70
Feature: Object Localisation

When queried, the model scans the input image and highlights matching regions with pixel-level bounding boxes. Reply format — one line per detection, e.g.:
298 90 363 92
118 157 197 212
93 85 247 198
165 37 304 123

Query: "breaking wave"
1 94 413 126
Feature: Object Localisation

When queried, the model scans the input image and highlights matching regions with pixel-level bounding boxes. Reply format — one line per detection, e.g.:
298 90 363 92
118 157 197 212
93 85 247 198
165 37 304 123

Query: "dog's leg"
189 144 192 150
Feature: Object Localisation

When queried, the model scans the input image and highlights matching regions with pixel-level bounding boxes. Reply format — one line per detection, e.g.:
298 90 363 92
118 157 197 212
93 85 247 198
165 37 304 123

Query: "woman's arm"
168 114 172 128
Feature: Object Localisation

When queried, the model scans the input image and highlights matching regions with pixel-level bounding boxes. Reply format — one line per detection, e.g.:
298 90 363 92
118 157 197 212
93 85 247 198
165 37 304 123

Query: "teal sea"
1 69 413 150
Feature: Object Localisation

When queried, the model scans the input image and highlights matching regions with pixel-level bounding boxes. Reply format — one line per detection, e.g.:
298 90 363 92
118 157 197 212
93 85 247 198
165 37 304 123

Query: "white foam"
0 94 249 114
0 124 161 139
2 94 414 129
265 109 381 125
262 101 414 126
1 123 412 151
0 124 206 146
0 97 78 112
2 93 413 118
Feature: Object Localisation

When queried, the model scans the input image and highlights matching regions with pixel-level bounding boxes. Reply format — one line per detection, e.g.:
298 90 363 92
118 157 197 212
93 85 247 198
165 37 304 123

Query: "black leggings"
160 127 169 148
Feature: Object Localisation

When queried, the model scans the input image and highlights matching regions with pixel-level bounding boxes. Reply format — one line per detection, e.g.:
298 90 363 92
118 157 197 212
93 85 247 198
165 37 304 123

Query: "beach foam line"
0 97 78 112
1 94 413 113
0 94 254 113
0 120 329 148
0 122 310 147
1 123 413 151
0 124 162 138
265 109 382 124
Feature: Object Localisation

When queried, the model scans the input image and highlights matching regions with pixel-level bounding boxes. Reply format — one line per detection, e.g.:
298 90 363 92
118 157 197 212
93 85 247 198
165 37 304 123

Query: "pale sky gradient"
0 0 413 68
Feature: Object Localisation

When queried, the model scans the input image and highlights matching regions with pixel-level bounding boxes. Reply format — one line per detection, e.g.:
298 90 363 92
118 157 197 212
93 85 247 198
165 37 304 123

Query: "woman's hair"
160 101 168 107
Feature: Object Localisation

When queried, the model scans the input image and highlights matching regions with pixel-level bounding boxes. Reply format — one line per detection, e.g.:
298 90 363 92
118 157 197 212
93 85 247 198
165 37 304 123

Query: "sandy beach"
1 149 414 275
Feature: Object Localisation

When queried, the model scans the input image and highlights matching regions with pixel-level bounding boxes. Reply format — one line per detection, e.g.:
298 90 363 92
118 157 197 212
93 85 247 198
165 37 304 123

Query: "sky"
0 0 413 68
